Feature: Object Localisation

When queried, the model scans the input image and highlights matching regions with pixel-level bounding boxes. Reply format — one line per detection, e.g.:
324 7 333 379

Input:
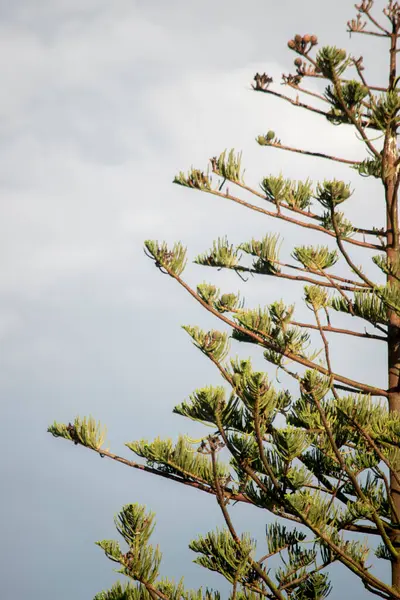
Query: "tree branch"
165 266 388 397
219 176 383 239
359 3 391 35
206 187 383 251
226 264 366 292
210 443 286 600
261 140 361 166
253 86 328 118
291 320 387 341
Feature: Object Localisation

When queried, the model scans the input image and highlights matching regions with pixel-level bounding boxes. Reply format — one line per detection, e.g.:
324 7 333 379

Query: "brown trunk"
388 305 400 590
386 25 400 590
386 137 400 589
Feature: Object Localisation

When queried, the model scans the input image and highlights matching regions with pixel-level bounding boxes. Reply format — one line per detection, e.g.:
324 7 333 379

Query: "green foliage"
126 436 229 484
375 544 392 561
292 246 338 270
50 10 400 600
239 234 282 274
173 386 247 431
300 370 331 402
218 293 243 313
331 289 387 324
196 283 220 305
335 537 370 568
260 175 313 210
97 540 123 563
288 490 338 531
320 211 354 238
291 572 332 600
174 168 212 191
189 529 255 585
304 286 330 311
336 395 400 446
195 237 241 269
315 180 352 209
373 253 400 280
196 283 243 313
48 416 107 451
286 179 314 210
276 326 311 357
94 508 225 600
93 581 140 600
315 46 350 79
232 365 279 418
265 522 307 554
232 307 272 342
228 358 292 422
352 155 382 179
115 503 155 548
144 240 187 276
276 546 317 588
96 504 161 585
95 580 221 600
182 325 230 361
256 130 281 146
269 300 295 327
211 149 245 184
230 302 311 358
272 427 311 461
376 282 400 316
324 80 368 124
372 91 400 130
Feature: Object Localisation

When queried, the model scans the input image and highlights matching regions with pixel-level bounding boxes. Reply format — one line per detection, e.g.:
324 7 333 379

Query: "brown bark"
387 22 400 590
386 150 400 595
387 247 400 593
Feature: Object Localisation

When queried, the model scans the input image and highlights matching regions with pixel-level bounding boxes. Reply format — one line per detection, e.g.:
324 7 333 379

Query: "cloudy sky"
0 1 390 598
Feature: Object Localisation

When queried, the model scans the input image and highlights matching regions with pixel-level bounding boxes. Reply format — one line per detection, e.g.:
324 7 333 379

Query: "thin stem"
284 80 330 104
263 140 361 166
253 86 328 118
316 264 357 314
351 28 389 37
291 320 387 341
361 4 391 34
80 443 255 505
230 264 365 292
211 446 241 544
305 71 387 92
352 58 377 107
142 583 169 600
275 259 371 288
208 187 383 251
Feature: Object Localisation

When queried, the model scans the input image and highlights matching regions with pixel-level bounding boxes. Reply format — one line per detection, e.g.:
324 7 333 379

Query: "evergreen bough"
49 2 400 598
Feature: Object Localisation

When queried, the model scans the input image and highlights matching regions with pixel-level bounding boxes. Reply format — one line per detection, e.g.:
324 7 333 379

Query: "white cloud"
0 50 371 305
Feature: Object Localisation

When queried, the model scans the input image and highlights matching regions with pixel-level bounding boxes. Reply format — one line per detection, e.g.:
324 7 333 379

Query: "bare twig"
263 140 361 166
291 320 386 341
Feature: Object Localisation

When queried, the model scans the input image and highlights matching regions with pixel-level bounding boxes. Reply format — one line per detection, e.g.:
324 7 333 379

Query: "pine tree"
49 2 400 598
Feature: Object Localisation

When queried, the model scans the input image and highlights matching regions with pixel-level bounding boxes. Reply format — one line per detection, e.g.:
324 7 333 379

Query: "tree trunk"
386 130 400 589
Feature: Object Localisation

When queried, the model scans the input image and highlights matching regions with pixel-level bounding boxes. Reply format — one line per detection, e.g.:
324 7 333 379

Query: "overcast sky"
0 1 390 598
